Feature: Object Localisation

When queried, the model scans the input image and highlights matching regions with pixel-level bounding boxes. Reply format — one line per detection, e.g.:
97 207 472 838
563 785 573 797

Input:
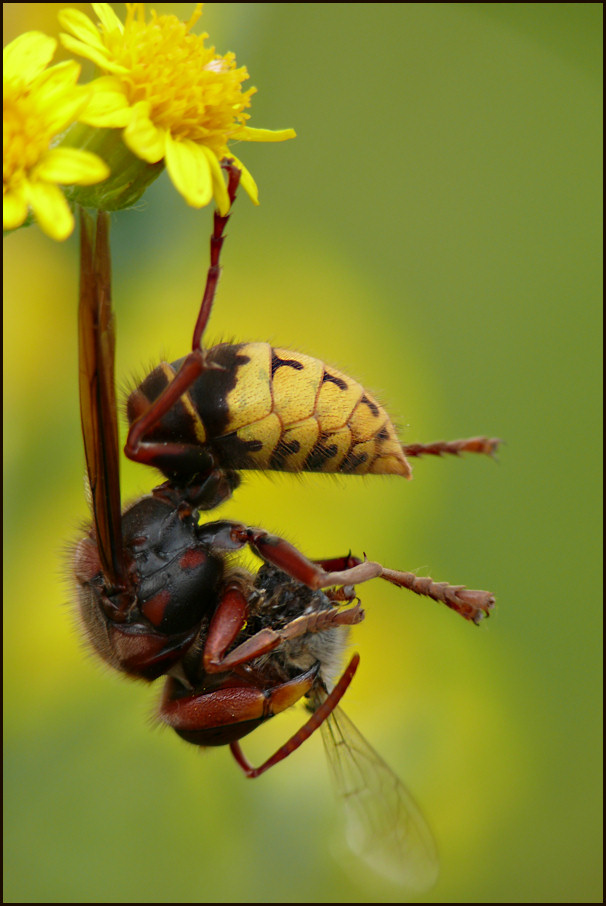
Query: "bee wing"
320 705 439 891
78 210 126 588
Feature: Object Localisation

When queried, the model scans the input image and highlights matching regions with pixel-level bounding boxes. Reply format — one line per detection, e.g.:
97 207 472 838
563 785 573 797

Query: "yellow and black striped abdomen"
129 343 411 478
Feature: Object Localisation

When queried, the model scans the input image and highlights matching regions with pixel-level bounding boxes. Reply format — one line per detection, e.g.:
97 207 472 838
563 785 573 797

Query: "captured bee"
124 171 498 503
190 562 439 889
73 163 497 888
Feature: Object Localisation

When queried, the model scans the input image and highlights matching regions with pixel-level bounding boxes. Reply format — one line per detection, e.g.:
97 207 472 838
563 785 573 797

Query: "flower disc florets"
59 3 295 213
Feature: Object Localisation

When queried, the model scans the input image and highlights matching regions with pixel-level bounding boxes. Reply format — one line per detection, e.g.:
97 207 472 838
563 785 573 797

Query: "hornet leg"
230 654 360 777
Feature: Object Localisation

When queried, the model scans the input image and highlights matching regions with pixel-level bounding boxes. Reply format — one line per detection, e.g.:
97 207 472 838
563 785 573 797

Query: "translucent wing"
320 705 439 890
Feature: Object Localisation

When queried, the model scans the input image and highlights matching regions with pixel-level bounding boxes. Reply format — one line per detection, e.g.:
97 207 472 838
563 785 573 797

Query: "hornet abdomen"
128 342 412 478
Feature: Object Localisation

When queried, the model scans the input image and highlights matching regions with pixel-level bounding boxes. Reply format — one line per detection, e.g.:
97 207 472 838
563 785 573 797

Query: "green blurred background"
4 4 602 902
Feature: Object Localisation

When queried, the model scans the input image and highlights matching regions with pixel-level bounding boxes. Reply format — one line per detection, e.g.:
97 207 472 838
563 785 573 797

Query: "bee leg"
202 581 264 673
312 557 495 624
378 568 495 624
229 654 360 778
203 583 364 674
311 553 495 623
191 160 241 349
313 554 364 571
160 662 321 746
230 527 382 589
402 436 501 458
124 353 209 467
227 526 495 624
313 556 363 603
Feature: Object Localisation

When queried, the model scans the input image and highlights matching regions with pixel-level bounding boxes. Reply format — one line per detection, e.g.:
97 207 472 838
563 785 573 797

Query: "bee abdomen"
212 343 411 477
130 343 411 478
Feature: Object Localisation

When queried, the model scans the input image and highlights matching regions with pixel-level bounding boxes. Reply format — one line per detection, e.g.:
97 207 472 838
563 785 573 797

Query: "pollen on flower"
104 4 254 142
59 3 295 213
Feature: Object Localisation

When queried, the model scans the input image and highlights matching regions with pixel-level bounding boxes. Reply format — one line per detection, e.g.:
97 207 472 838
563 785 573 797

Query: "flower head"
59 3 296 214
3 31 110 240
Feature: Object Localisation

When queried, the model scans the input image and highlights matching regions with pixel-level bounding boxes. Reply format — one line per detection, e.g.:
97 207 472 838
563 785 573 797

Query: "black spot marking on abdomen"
271 351 304 377
322 371 348 391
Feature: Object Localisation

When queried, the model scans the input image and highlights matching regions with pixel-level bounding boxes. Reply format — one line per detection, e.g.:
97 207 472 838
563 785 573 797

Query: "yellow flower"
3 31 110 241
58 3 296 214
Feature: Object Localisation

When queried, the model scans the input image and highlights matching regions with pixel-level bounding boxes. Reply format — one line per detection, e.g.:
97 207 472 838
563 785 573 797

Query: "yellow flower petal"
91 2 125 34
165 134 213 208
59 32 128 75
3 187 28 230
200 145 230 216
35 148 110 185
33 59 80 99
57 8 106 52
80 77 131 128
3 32 57 84
123 102 166 163
26 180 74 241
39 92 91 138
82 74 126 95
3 30 109 239
27 61 88 132
234 126 297 143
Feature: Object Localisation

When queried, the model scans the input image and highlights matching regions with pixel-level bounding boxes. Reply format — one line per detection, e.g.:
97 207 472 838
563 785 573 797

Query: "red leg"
313 554 363 572
403 436 501 458
218 524 494 624
312 553 495 623
230 653 360 778
125 162 242 468
203 582 364 674
313 555 363 603
379 568 495 624
191 161 241 349
160 662 320 746
125 356 208 466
